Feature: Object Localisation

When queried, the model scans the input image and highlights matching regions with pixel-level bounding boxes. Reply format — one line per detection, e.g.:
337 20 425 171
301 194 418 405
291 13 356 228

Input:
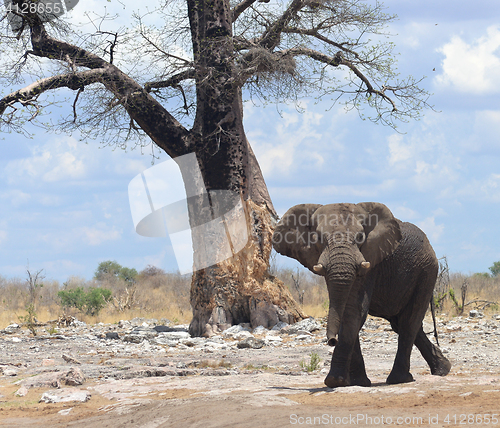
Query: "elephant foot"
430 357 452 376
324 374 349 388
386 371 414 385
350 374 371 387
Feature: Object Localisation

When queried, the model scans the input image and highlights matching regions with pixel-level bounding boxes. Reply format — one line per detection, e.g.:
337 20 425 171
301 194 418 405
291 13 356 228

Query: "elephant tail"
430 296 440 347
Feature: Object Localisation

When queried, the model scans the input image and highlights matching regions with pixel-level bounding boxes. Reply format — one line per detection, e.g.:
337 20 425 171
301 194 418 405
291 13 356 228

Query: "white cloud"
456 173 500 203
0 190 31 207
5 137 88 184
81 224 122 246
388 134 413 166
115 158 152 177
249 110 326 178
0 230 7 244
417 217 444 243
391 205 419 221
436 26 500 94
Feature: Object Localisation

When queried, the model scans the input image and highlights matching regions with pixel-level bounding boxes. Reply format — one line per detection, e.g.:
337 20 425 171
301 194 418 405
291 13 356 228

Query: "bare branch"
282 27 360 59
138 24 192 66
232 0 259 23
97 31 119 64
29 21 108 70
145 69 196 92
259 0 304 50
72 87 84 123
0 69 107 117
283 47 397 111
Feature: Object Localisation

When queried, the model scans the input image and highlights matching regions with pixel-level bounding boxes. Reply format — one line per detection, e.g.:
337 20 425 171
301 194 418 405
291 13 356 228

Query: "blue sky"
1 0 500 281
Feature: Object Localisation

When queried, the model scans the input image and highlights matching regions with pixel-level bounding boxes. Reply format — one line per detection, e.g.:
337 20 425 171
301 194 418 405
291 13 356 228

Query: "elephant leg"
325 325 356 388
414 326 451 376
349 338 371 386
325 282 370 388
386 316 417 385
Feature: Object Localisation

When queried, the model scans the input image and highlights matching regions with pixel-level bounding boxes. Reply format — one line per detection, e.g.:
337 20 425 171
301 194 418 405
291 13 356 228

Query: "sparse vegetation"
489 261 500 278
300 352 321 373
272 257 329 318
438 271 500 316
58 286 112 316
18 303 38 336
3 257 500 327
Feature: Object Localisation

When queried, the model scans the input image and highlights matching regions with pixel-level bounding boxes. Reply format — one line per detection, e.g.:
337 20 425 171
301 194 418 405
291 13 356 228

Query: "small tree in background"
26 265 45 308
489 261 500 278
94 261 124 281
58 286 112 316
94 261 138 311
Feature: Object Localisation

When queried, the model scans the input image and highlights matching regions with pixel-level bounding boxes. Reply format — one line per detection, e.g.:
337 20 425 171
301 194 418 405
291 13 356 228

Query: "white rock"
252 325 268 335
223 325 251 337
286 318 321 334
40 388 91 403
233 331 254 340
265 335 283 346
271 321 289 331
15 386 28 397
159 331 191 340
295 334 313 341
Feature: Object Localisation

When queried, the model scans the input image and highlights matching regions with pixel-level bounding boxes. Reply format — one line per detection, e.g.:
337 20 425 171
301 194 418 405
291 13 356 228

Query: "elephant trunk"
323 244 358 346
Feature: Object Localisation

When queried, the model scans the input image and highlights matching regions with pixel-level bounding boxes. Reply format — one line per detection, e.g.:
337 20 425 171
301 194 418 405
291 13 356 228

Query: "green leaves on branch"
58 287 112 316
94 260 138 285
489 261 500 278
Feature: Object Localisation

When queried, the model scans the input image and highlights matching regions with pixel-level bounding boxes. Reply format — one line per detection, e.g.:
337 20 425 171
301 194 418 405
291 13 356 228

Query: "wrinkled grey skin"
273 202 451 388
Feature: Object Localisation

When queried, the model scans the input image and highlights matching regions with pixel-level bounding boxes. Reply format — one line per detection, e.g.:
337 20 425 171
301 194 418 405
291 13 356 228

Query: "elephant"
272 202 451 388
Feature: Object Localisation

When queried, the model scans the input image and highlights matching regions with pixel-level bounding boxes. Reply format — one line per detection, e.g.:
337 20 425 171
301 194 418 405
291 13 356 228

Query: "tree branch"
145 69 196 92
0 69 106 116
259 0 304 50
232 0 259 23
29 20 108 70
1 18 192 157
284 47 397 111
282 27 360 60
138 24 192 66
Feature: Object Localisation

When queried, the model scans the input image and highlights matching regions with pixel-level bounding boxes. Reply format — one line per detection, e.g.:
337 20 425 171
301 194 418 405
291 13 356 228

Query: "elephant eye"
355 232 366 244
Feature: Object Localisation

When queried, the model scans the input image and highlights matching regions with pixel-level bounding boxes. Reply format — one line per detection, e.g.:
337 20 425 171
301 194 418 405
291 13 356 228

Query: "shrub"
58 287 112 316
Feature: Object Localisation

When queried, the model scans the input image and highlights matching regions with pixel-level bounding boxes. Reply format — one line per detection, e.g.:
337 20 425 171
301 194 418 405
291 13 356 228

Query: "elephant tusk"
360 261 370 269
313 264 325 274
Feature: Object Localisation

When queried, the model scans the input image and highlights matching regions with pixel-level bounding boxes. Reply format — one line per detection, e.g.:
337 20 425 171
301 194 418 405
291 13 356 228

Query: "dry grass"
273 266 328 318
3 260 499 331
0 270 193 328
437 272 500 317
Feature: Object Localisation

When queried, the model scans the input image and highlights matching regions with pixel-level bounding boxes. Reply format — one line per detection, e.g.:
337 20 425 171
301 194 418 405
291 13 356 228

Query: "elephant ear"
272 204 323 274
356 202 402 267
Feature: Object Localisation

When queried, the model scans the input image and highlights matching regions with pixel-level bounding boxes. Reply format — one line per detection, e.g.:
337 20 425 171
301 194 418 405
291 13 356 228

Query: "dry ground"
1 315 499 428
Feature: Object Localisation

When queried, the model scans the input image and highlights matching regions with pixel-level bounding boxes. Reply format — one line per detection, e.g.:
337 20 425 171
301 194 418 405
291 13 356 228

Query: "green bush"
58 287 112 316
489 261 500 278
94 260 137 284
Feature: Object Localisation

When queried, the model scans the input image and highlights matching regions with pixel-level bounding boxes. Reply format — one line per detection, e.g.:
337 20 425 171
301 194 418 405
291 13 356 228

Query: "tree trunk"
180 0 304 335
188 195 305 337
187 97 305 337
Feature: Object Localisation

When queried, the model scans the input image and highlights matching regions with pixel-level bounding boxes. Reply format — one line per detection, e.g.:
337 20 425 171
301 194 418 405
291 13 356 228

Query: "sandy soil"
1 315 499 427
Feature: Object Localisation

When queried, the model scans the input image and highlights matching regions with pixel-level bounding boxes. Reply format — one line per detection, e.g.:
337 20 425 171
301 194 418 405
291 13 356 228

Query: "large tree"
0 0 430 336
